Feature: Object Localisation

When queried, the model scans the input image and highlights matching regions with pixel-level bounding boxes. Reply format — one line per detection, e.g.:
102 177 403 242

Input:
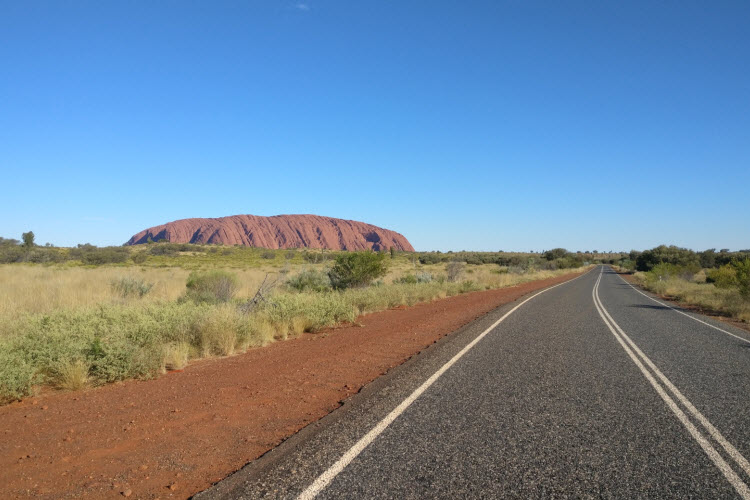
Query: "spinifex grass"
0 261 586 404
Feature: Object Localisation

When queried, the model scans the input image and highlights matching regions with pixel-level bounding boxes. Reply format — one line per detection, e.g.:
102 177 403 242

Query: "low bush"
185 270 239 303
418 253 446 265
111 277 154 298
328 251 387 289
70 244 131 265
148 244 180 256
131 252 148 264
302 251 334 263
0 346 36 404
735 259 750 300
647 262 700 282
260 250 276 260
706 264 738 289
395 272 433 284
286 269 332 292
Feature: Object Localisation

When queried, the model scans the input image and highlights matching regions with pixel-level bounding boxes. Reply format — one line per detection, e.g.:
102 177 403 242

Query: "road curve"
197 266 750 499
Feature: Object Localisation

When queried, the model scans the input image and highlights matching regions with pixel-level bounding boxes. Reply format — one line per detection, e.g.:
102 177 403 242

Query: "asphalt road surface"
198 266 750 499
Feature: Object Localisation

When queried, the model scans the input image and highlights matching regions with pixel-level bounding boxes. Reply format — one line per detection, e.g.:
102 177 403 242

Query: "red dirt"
126 214 414 251
0 272 581 499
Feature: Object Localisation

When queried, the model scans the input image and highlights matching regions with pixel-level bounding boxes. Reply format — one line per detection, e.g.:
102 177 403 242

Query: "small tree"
328 251 387 289
543 248 568 261
389 246 395 259
22 231 35 248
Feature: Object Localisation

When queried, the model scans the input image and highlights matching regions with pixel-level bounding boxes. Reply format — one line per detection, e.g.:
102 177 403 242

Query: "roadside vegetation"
612 245 750 323
0 233 599 404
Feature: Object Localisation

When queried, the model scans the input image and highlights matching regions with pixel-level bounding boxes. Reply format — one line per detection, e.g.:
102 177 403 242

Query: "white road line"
600 269 750 478
297 268 595 500
593 270 750 498
612 268 750 345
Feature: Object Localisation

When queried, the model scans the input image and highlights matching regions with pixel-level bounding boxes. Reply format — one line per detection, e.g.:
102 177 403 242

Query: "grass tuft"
55 359 90 391
163 342 191 371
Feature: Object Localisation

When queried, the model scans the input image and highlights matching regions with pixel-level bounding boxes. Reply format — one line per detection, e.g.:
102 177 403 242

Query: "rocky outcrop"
126 214 414 251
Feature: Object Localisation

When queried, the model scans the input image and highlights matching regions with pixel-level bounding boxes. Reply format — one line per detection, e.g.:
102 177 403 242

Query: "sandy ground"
0 272 581 499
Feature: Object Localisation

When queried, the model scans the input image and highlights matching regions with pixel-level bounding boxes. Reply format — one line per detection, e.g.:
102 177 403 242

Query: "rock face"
126 214 415 252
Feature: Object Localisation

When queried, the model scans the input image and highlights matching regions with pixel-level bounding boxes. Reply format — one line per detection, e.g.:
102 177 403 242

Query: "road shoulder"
0 272 583 500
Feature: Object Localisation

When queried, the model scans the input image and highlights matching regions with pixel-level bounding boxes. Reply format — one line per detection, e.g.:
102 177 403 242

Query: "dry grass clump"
163 342 191 371
55 360 90 391
291 316 314 335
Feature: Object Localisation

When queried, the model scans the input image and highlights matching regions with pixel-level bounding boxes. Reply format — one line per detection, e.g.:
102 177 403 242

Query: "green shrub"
148 244 180 256
543 248 569 261
706 264 738 289
394 274 418 284
23 248 66 263
131 252 148 264
302 251 334 263
647 263 682 281
734 259 750 299
0 345 36 403
0 245 24 263
185 270 239 303
395 272 433 284
111 277 154 298
636 245 701 272
286 269 332 292
70 244 130 265
418 253 446 265
328 251 387 289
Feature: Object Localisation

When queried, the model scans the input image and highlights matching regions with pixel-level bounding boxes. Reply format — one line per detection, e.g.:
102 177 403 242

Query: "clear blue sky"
2 1 748 252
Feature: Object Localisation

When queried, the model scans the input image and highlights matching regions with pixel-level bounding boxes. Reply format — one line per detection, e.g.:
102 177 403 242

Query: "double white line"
297 269 593 499
593 268 750 498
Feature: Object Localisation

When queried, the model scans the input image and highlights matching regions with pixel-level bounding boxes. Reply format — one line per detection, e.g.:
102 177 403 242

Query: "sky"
1 1 748 252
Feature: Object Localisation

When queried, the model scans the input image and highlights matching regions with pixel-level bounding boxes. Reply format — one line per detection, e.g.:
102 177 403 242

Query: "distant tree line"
623 245 750 272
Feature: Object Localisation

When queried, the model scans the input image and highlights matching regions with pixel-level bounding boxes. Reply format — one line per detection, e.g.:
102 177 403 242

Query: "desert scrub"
634 272 750 322
0 264 589 403
111 276 154 298
286 269 332 292
328 251 387 289
0 302 273 401
185 270 239 303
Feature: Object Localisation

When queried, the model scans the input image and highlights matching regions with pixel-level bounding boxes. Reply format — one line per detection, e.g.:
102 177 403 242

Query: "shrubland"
0 239 592 403
613 245 750 324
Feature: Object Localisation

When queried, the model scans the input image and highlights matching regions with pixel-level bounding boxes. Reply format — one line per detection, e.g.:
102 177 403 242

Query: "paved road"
198 266 750 499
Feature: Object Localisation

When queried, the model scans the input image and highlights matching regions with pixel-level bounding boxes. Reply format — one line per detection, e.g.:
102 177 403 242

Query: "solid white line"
593 270 750 498
297 268 595 500
612 269 750 345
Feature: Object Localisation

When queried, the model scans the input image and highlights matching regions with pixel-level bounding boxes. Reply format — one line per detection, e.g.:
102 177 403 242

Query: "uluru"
126 214 415 252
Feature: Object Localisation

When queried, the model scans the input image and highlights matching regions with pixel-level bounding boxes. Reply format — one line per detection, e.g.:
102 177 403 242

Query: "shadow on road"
628 304 673 311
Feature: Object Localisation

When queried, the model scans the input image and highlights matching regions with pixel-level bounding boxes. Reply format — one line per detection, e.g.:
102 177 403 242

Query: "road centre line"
599 270 750 478
296 268 595 500
593 269 750 498
612 269 750 345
